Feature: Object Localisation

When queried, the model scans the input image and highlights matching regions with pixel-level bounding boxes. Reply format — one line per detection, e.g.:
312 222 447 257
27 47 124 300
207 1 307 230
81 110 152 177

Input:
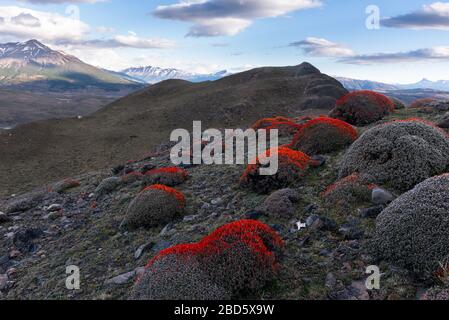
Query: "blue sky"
1 0 449 83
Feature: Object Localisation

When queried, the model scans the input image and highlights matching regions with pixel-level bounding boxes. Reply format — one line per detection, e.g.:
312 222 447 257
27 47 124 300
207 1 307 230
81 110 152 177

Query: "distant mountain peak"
120 65 229 84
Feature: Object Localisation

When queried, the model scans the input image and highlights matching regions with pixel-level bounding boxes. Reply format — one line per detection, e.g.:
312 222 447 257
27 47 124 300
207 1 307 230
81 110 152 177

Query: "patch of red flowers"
251 116 302 135
240 146 315 183
145 167 188 179
337 90 395 113
146 220 283 268
321 173 376 198
144 184 186 207
410 98 435 109
290 117 358 146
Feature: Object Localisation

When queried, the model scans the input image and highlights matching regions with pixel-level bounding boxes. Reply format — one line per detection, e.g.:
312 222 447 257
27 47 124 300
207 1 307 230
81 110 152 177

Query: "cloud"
291 36 449 65
55 32 175 49
18 0 103 3
290 37 355 57
0 7 174 50
0 6 89 41
339 46 449 64
382 2 449 30
11 13 41 27
0 17 4 25
154 0 322 37
96 26 114 33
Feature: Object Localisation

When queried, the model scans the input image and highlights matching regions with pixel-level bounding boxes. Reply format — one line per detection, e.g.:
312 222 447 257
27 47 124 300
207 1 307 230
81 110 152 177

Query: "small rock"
183 214 200 222
304 203 319 213
311 155 326 167
325 273 336 289
46 204 62 212
359 205 384 218
134 242 153 260
105 271 136 285
349 280 370 300
339 221 364 240
306 214 323 230
4 232 14 239
9 250 21 259
372 188 394 205
4 192 44 214
135 267 146 277
159 223 174 236
0 274 8 290
211 198 223 206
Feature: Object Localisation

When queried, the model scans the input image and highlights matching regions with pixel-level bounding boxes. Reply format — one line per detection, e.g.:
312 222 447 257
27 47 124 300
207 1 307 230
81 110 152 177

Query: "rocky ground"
0 106 448 300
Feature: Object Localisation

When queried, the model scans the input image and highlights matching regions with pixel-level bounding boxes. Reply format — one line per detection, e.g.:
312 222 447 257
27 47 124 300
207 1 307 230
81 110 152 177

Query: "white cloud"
382 1 449 30
18 0 103 3
340 46 449 64
0 6 89 41
290 37 355 57
55 32 175 49
154 0 322 37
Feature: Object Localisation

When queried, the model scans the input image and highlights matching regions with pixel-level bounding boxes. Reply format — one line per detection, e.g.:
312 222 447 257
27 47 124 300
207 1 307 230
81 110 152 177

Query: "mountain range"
336 77 449 92
119 66 230 84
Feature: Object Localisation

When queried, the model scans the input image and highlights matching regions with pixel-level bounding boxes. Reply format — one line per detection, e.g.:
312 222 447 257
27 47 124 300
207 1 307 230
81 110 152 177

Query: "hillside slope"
0 62 347 197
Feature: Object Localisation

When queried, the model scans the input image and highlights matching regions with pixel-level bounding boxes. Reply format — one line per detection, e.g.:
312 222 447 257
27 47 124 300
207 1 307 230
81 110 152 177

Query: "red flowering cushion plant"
289 117 358 155
329 90 395 126
251 116 302 137
121 184 186 230
144 167 189 186
130 220 284 300
240 146 317 194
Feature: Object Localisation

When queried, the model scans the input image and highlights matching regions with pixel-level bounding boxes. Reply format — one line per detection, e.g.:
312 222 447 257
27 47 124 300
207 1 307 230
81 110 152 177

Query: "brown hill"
0 63 347 197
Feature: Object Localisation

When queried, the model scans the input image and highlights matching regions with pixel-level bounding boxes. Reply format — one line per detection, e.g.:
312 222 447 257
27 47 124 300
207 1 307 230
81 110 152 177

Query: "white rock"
105 271 136 285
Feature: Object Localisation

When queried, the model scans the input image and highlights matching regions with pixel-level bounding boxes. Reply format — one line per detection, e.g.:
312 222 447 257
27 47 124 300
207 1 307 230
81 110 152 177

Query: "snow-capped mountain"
336 77 449 92
0 39 82 68
0 39 140 91
120 66 229 84
335 77 400 91
400 78 449 91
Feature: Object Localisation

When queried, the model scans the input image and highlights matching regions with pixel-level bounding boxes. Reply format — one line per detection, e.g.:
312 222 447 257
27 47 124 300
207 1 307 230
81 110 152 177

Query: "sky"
2 0 449 83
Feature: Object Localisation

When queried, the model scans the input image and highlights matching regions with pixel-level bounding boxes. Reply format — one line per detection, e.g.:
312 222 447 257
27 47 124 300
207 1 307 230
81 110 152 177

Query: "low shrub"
240 147 316 194
289 117 358 155
251 116 301 136
339 119 449 191
144 167 188 186
329 90 394 126
321 173 375 205
131 220 284 299
371 174 449 277
121 184 186 230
